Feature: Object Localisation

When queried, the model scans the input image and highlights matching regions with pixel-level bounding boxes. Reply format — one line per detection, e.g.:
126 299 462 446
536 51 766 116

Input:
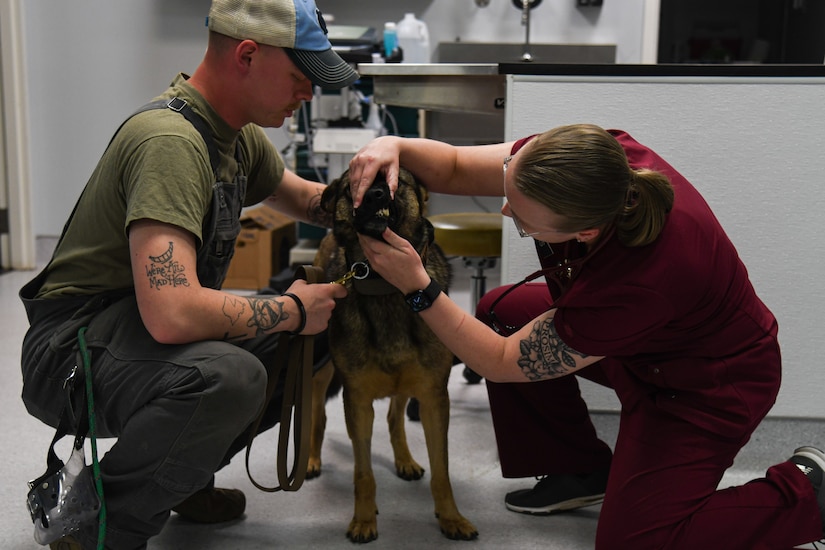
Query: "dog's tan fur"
309 169 477 543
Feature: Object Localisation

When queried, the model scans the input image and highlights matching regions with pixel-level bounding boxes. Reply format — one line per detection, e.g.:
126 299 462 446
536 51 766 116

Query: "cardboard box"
223 206 297 290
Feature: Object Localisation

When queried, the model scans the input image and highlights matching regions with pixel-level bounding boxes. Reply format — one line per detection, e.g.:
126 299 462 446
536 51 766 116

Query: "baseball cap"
207 0 359 89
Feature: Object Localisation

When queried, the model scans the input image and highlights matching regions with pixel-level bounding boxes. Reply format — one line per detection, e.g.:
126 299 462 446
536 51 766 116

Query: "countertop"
356 63 825 114
358 62 825 78
497 63 825 77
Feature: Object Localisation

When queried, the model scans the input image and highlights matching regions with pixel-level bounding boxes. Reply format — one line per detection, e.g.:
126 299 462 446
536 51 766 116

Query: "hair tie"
625 182 639 207
282 292 306 335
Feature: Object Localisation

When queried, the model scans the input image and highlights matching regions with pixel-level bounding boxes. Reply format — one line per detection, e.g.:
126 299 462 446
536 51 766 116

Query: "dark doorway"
658 0 825 64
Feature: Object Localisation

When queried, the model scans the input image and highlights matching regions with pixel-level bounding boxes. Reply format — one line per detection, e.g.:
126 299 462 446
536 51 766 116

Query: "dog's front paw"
437 514 479 541
347 516 379 543
306 457 322 479
395 459 425 481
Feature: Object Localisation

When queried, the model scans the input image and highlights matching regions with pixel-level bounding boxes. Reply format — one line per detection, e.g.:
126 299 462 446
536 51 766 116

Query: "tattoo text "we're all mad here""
145 241 190 290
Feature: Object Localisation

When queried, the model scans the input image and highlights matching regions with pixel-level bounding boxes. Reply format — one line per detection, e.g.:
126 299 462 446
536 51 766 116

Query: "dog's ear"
417 185 429 217
319 184 336 215
422 217 436 245
321 170 351 214
400 168 429 218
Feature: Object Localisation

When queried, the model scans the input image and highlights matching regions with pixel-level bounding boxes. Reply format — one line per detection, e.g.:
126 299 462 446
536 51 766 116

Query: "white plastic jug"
396 13 430 64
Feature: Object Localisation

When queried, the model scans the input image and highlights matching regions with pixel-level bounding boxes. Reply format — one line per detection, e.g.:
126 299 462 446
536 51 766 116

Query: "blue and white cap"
208 0 359 89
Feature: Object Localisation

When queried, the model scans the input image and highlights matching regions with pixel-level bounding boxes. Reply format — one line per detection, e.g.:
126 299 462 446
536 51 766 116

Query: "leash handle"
245 265 325 493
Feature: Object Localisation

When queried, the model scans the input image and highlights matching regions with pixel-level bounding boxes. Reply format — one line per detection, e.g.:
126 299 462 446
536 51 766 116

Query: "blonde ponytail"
617 169 674 247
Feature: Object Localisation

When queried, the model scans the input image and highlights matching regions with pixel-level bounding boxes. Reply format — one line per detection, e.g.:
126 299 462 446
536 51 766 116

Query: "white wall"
23 0 296 238
24 1 211 238
504 74 825 419
324 0 649 64
23 0 652 237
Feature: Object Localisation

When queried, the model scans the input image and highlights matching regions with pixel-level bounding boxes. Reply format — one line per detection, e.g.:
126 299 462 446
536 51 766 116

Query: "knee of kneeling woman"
596 515 677 550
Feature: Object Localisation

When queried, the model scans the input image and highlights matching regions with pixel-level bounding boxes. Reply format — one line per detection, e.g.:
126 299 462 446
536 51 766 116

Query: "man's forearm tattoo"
245 296 290 336
307 189 331 228
145 241 190 290
517 318 589 381
222 295 291 341
222 296 246 326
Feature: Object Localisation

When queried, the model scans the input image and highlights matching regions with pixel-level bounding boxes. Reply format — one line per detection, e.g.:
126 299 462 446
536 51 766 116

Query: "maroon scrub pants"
476 282 822 549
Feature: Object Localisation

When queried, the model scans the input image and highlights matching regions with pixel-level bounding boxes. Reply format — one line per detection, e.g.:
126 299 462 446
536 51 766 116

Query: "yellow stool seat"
429 213 502 258
429 212 503 320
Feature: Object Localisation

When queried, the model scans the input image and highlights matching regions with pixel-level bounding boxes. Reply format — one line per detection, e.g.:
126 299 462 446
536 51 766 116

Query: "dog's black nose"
363 186 386 206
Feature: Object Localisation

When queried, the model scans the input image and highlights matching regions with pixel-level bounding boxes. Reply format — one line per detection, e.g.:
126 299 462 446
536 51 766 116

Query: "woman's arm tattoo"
517 318 590 381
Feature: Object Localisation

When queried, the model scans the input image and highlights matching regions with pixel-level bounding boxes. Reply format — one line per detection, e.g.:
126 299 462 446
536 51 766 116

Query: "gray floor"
2 242 822 549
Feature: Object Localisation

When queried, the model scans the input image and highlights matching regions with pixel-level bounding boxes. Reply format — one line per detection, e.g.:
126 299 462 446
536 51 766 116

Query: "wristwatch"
404 279 443 313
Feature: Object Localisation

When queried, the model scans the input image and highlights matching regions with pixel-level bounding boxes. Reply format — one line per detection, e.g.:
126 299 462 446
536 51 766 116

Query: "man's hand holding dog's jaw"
358 229 430 295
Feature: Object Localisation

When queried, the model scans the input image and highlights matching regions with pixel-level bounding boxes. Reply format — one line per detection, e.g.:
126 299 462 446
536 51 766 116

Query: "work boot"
172 486 246 523
790 446 825 538
463 366 483 384
406 397 420 421
505 468 609 515
49 535 84 550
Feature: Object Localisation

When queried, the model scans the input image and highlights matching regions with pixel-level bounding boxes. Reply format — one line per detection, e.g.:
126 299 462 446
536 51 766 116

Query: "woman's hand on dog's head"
358 229 430 295
349 137 401 209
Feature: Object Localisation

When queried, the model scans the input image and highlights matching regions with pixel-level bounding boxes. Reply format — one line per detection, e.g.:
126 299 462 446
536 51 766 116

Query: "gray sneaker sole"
505 493 605 515
794 446 825 471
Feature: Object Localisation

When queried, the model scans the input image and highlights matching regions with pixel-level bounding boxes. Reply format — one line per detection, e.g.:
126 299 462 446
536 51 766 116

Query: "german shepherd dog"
309 168 478 543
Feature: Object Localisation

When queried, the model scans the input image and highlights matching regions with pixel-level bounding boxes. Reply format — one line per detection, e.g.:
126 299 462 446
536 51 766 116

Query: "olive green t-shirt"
37 74 285 298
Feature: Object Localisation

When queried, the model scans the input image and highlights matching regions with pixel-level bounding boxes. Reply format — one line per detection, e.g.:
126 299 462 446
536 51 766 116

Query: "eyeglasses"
503 155 567 238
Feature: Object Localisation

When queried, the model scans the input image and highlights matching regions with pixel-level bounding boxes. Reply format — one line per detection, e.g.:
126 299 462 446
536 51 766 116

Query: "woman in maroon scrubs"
349 124 824 548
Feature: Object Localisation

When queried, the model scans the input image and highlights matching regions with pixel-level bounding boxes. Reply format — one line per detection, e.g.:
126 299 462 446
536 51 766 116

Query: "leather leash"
245 264 324 492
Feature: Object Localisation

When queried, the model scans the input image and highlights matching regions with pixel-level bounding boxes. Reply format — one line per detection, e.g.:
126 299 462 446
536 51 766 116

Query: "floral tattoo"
517 318 589 381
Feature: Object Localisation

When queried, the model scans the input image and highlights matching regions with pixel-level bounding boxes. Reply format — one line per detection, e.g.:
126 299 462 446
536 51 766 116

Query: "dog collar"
345 239 432 297
353 276 398 296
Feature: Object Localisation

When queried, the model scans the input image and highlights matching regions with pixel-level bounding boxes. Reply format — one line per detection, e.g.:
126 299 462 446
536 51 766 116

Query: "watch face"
407 291 431 312
406 280 441 312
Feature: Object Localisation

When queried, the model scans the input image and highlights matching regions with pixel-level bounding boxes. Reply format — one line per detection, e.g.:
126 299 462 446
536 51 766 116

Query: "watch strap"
404 279 442 313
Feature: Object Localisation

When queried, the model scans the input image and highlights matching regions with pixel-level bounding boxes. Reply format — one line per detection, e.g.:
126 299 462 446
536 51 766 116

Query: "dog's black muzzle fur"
353 177 397 241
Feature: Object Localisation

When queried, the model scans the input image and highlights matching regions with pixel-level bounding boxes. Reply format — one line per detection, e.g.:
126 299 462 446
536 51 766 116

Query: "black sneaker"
463 366 483 384
505 468 609 515
406 397 420 421
49 535 84 550
790 446 825 537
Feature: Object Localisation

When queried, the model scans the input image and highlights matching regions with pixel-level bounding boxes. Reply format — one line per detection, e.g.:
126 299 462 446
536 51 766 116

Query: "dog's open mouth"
353 178 397 240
